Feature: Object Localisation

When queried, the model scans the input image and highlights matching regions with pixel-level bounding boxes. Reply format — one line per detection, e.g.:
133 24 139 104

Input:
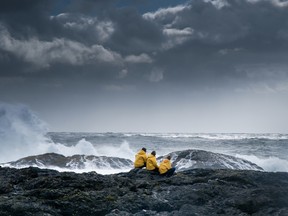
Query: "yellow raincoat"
134 150 147 168
159 159 172 174
146 154 159 170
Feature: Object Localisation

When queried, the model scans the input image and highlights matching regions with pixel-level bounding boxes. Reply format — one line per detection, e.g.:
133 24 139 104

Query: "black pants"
161 167 176 177
135 163 146 169
148 168 159 174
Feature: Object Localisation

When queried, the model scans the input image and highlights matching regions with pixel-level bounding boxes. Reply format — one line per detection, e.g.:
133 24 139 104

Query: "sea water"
0 103 288 174
46 132 288 173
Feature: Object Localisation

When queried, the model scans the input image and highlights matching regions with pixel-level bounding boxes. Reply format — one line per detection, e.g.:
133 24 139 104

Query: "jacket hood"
148 154 155 158
163 159 170 163
138 150 146 155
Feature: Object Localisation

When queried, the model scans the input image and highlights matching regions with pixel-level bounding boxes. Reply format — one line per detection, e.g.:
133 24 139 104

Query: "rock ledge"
0 166 287 216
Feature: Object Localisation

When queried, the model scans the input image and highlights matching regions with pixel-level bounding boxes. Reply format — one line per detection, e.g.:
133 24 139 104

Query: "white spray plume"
0 103 49 162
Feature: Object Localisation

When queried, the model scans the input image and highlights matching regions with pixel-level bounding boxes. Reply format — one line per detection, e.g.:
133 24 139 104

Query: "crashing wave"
2 149 263 174
158 149 263 171
2 153 133 172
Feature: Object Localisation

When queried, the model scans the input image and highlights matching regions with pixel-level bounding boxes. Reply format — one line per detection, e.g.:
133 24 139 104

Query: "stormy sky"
0 0 288 133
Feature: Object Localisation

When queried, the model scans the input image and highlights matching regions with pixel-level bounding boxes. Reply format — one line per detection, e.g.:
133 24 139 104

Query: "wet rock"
3 149 263 173
0 167 287 216
158 149 263 171
3 153 133 170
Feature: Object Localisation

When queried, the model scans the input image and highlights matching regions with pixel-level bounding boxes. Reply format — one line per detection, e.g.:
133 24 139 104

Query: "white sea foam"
93 141 135 160
1 103 287 174
132 133 288 140
49 139 100 156
0 103 135 173
235 154 288 172
0 103 50 163
53 139 135 160
1 163 131 175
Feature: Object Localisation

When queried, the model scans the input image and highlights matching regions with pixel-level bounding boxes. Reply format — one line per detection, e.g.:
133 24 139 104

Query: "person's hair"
142 147 146 152
167 155 171 160
151 151 156 156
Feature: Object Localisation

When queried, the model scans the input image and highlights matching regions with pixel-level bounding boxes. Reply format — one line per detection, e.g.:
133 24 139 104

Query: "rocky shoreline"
0 166 287 215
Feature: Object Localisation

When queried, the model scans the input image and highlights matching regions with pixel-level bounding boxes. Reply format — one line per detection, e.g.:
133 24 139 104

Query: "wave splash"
126 133 288 140
0 103 50 163
1 103 287 174
158 150 263 172
236 154 288 172
3 150 263 175
0 103 135 166
3 153 133 175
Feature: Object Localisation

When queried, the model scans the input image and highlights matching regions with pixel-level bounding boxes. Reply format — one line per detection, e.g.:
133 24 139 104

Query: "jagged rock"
158 149 263 171
0 167 287 216
3 149 263 173
3 153 133 170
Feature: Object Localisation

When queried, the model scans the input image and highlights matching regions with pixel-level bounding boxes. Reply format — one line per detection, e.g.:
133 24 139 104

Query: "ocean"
47 132 288 173
1 104 288 174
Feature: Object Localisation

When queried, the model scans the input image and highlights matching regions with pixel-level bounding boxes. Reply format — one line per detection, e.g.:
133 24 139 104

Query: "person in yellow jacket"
146 151 159 172
159 155 176 177
134 147 147 168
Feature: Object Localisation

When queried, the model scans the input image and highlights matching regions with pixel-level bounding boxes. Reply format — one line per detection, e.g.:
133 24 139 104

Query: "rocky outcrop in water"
2 150 263 172
3 153 133 170
158 149 263 171
0 166 287 216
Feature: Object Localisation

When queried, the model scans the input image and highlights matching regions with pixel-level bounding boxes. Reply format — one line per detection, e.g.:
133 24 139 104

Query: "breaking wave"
0 103 135 169
0 103 287 174
0 103 50 163
123 133 288 140
159 150 263 172
236 154 288 172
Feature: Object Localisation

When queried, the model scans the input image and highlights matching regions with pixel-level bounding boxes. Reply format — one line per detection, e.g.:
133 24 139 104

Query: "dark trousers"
149 167 159 174
161 167 176 177
135 163 146 169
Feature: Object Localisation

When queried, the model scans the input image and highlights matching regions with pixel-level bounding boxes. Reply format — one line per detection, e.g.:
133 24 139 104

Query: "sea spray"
0 103 137 174
1 103 287 174
49 138 100 156
0 103 49 163
0 103 135 165
236 154 288 172
93 141 135 160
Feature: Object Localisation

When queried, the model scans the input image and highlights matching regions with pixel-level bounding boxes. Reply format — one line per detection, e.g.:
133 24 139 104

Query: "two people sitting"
134 147 175 177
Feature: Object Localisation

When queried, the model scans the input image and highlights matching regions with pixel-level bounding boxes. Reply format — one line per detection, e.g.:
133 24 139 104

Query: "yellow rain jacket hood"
159 159 172 174
134 150 147 168
146 154 159 170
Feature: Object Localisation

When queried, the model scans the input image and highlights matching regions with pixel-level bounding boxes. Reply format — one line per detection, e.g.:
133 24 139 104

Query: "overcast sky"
0 0 288 133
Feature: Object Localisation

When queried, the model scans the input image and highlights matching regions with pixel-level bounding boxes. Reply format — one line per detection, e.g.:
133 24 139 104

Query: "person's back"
159 155 175 177
159 158 171 174
146 151 159 171
134 148 147 168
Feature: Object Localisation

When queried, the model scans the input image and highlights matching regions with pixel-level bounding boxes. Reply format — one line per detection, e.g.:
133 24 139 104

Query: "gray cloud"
1 0 288 132
124 53 153 64
0 24 122 68
1 0 288 85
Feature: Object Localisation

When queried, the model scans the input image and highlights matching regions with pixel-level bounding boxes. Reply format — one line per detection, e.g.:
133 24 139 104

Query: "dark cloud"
143 0 288 89
0 1 288 83
66 0 115 14
107 7 163 54
0 0 60 40
1 0 288 126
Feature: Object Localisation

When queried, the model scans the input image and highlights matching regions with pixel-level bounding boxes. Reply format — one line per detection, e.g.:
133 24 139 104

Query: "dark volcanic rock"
158 149 263 171
3 153 133 170
0 166 287 216
3 150 263 174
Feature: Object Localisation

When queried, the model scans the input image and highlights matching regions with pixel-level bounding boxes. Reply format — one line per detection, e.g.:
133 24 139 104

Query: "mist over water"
0 103 288 173
0 103 50 162
0 104 135 166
